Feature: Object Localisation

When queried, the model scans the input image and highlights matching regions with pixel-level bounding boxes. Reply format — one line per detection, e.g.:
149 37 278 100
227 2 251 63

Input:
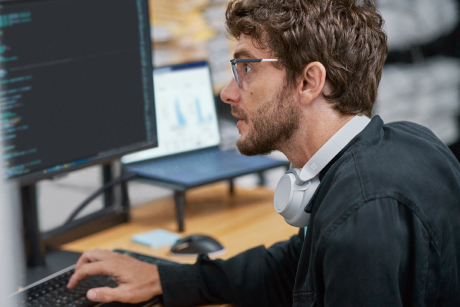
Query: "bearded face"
232 85 301 156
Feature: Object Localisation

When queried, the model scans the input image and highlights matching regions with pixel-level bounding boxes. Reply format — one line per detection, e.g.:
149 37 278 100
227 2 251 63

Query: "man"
68 0 460 306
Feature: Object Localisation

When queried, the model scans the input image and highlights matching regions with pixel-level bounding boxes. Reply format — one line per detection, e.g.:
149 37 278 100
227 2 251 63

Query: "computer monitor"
0 0 157 185
122 61 220 164
0 0 157 280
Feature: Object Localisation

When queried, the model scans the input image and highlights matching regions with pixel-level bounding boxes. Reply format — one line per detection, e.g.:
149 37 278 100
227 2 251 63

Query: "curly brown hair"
225 0 388 117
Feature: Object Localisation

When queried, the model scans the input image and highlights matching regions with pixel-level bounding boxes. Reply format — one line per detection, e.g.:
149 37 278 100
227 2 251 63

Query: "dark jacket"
158 116 460 307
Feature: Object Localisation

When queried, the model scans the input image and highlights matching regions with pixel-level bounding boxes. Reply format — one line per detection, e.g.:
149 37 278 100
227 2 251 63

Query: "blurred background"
37 0 460 233
375 0 460 151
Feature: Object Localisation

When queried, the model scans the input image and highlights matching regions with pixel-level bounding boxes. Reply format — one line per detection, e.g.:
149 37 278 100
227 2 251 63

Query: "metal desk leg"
229 179 235 195
102 164 113 208
174 190 186 232
120 180 131 218
257 171 266 186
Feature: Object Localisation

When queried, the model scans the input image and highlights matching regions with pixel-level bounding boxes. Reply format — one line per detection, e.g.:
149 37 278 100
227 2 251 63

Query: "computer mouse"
170 234 225 256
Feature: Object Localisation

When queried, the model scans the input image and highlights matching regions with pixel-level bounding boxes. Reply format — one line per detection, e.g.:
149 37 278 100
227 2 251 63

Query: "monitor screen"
121 61 220 164
0 0 157 184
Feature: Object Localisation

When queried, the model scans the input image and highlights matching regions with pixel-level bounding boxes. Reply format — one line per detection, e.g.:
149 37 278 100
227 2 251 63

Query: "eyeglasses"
230 59 278 88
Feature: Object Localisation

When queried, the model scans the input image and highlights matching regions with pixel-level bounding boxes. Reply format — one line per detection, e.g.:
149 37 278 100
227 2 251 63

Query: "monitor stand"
21 164 131 286
20 184 81 285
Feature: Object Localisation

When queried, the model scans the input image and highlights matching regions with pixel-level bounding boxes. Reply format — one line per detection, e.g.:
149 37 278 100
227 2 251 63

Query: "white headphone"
274 115 371 227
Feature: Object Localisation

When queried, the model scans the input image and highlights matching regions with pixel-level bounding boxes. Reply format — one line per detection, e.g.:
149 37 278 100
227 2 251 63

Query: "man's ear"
298 61 327 105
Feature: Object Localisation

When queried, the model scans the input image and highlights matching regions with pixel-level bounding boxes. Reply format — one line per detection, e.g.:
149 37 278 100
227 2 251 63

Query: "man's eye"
245 65 252 74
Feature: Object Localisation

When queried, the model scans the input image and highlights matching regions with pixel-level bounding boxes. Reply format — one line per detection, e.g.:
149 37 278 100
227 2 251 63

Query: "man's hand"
67 249 163 304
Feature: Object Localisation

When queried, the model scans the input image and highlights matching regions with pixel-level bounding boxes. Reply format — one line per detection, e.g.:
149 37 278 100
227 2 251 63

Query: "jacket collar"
306 115 384 212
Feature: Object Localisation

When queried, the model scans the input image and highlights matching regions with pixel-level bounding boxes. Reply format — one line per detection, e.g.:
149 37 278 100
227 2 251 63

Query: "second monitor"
122 61 220 164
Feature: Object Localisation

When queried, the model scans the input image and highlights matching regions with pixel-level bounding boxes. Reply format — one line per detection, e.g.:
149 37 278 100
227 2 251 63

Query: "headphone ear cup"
284 176 320 227
274 173 296 215
274 174 320 228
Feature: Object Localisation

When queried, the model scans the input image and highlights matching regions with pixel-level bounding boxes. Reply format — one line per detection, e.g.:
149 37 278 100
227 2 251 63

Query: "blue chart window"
0 0 156 181
175 100 187 126
122 62 220 163
195 98 214 123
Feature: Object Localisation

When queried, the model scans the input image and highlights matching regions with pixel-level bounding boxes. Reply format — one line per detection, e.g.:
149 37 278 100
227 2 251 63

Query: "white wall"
0 133 24 304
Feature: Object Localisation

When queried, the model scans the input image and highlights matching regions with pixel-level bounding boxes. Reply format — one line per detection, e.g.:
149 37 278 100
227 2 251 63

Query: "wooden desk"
62 183 298 304
63 182 298 262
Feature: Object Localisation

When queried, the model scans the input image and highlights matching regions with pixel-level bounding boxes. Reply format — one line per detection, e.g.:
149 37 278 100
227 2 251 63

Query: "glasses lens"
230 61 241 87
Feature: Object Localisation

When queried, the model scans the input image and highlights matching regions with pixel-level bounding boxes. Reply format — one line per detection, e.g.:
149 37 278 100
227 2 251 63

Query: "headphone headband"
275 115 371 227
299 115 371 181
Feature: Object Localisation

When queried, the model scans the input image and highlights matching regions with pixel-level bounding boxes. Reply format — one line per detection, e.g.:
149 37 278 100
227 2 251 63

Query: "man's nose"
220 77 240 106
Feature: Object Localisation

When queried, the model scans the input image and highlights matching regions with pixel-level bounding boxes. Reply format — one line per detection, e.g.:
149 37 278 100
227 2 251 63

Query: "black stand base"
26 250 82 286
22 163 131 286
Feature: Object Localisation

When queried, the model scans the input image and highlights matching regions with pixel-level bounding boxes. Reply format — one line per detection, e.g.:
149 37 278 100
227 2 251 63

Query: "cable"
64 172 138 225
